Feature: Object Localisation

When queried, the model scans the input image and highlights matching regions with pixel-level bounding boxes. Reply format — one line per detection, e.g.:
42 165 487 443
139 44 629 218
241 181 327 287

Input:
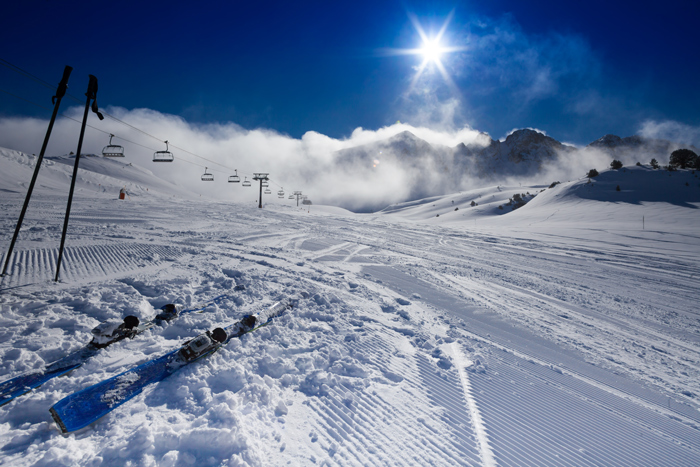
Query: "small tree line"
587 148 699 178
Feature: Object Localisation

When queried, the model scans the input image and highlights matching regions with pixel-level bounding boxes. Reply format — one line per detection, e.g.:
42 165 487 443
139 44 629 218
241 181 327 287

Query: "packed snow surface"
1 147 699 466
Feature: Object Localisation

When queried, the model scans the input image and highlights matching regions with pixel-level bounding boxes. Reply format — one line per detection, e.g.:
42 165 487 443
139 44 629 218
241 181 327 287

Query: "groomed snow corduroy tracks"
0 243 186 288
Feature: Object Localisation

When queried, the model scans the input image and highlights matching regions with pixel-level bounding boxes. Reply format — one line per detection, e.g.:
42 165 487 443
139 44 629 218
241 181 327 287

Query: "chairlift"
264 188 272 195
242 177 251 187
201 167 214 182
228 169 240 183
102 134 124 157
288 195 294 199
153 140 174 162
277 188 285 197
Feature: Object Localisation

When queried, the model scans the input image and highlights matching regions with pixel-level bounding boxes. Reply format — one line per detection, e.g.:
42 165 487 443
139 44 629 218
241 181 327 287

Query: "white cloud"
639 120 700 148
0 107 488 212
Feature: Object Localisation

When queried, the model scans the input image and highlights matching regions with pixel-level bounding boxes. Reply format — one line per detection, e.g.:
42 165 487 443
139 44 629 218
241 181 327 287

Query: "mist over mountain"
455 128 576 178
331 127 696 211
586 134 697 162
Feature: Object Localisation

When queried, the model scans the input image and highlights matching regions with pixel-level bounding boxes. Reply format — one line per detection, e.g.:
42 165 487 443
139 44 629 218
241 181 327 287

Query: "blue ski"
0 291 236 407
50 299 290 433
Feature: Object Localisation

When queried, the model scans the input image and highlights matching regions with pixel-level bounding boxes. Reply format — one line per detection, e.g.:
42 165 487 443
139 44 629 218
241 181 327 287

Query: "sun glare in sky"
419 39 444 63
382 10 466 94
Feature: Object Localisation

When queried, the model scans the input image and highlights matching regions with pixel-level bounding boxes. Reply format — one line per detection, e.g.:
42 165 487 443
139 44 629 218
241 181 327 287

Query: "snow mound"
377 165 700 233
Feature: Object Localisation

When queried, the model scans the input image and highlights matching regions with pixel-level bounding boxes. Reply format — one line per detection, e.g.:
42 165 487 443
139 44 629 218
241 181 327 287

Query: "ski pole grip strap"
87 74 104 120
53 65 73 104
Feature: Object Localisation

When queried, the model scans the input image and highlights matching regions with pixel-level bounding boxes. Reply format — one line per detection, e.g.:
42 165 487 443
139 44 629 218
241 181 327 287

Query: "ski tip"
49 406 69 434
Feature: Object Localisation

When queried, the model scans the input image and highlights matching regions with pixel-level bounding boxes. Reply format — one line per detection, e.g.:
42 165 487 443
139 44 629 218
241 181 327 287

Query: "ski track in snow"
0 156 699 466
451 342 496 467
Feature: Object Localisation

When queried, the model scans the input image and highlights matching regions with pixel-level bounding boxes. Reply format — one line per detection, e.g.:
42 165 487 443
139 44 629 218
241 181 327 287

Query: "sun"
378 10 466 93
420 39 444 63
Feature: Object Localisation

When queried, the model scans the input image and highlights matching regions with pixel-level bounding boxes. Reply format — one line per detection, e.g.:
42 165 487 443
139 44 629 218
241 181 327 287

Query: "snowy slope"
0 148 195 201
1 150 699 466
379 165 700 235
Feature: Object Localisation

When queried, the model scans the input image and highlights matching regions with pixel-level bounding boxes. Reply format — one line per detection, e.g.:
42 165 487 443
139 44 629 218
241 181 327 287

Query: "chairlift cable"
1 87 213 169
1 86 282 179
0 87 53 110
0 58 85 106
0 59 60 93
1 63 296 182
1 62 237 172
1 61 198 160
0 87 162 153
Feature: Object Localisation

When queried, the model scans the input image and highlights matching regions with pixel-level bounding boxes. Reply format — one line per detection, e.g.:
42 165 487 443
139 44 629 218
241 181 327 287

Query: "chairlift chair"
153 140 174 162
288 194 294 199
277 188 285 197
102 134 125 157
242 177 251 187
264 188 272 195
228 170 240 183
201 167 214 182
262 181 269 187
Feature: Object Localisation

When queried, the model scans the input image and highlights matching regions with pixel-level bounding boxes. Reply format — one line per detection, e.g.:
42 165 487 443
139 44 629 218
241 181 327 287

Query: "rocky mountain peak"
389 130 419 141
504 128 551 144
589 134 623 147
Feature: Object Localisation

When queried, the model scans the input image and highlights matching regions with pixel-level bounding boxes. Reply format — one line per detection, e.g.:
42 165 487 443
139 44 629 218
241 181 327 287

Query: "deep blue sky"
2 0 699 145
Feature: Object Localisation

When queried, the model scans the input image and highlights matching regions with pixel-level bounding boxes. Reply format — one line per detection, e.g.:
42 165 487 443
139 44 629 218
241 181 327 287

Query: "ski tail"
0 364 82 407
49 406 68 433
0 345 98 406
49 351 176 433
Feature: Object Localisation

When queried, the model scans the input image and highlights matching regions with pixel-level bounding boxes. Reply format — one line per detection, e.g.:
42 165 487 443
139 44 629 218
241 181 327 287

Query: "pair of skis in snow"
49 298 292 433
0 290 237 407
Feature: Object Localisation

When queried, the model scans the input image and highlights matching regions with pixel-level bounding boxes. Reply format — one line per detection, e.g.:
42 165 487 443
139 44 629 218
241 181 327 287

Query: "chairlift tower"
292 191 303 207
252 173 269 208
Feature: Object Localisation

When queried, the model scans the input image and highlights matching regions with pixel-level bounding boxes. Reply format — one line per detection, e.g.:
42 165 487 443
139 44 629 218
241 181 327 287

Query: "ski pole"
2 66 72 277
55 75 103 282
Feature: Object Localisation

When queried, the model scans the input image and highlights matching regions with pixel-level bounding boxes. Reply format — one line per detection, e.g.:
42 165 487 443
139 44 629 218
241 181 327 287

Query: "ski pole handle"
53 65 73 104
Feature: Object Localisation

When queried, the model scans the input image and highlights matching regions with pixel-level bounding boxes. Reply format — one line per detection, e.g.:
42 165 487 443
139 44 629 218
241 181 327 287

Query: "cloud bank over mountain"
0 107 695 212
